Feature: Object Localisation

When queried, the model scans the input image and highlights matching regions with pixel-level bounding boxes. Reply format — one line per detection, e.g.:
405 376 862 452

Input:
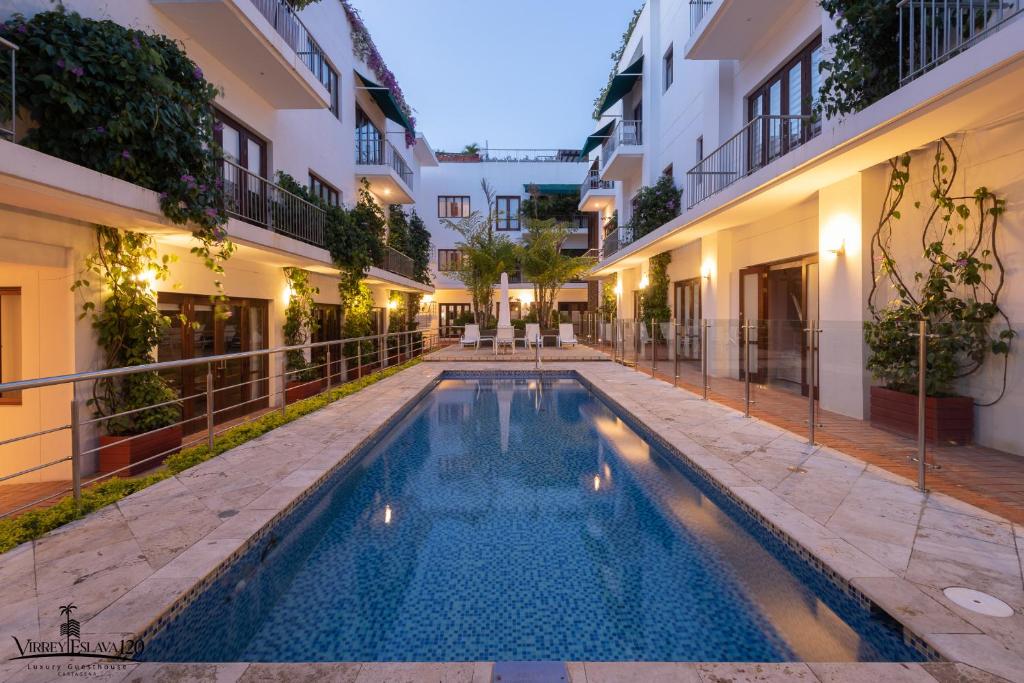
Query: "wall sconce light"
700 260 714 283
827 239 846 256
638 273 650 289
282 282 294 304
387 299 399 310
613 282 623 297
421 294 433 305
823 214 855 257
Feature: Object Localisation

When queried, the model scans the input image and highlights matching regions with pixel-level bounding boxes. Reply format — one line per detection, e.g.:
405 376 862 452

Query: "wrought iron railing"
0 37 16 141
685 114 813 208
0 328 443 518
355 138 414 189
898 0 1021 84
602 226 634 259
690 0 715 32
602 120 643 168
221 159 327 247
249 0 331 84
378 245 415 280
477 148 582 162
581 169 615 195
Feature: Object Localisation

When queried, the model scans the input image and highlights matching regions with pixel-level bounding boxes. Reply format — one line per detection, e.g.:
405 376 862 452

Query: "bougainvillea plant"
628 175 682 240
282 267 321 382
339 1 417 146
2 9 234 303
864 137 1014 401
593 5 644 120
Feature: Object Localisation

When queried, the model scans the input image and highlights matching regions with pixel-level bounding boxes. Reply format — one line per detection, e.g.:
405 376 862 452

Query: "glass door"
674 278 701 361
739 266 767 382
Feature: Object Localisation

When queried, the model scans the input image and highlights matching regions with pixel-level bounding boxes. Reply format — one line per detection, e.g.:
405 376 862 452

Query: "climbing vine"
593 4 644 120
282 267 320 382
629 175 682 240
864 137 1014 401
640 252 671 325
407 210 433 286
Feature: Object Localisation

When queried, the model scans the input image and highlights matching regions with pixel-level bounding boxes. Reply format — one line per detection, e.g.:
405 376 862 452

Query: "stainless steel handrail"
602 120 643 168
581 170 615 194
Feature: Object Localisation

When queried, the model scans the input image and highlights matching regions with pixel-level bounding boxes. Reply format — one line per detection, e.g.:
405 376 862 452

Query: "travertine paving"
0 361 1022 683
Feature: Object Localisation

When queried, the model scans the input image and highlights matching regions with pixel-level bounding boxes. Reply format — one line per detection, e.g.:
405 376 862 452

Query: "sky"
352 0 642 154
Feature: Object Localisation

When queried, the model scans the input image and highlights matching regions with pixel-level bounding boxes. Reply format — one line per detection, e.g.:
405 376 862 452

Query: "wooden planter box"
285 378 325 404
869 386 974 444
99 424 183 476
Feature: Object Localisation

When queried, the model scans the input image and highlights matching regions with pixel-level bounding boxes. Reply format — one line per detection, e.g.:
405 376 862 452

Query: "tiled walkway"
1 362 1022 682
589 342 1024 524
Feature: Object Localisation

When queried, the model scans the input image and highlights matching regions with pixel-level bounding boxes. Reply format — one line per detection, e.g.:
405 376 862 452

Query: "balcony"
579 169 615 212
685 0 790 60
600 120 643 182
602 226 634 260
221 159 326 247
685 114 814 208
152 0 330 109
899 0 1021 84
355 138 415 204
377 245 415 280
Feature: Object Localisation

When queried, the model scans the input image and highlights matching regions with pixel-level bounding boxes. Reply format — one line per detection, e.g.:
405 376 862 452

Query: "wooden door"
674 278 701 361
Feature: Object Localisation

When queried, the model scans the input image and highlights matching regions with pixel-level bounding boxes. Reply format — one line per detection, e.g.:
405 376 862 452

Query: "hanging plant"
339 1 417 146
283 267 320 383
864 137 1014 402
71 227 180 436
1 9 234 304
629 175 682 240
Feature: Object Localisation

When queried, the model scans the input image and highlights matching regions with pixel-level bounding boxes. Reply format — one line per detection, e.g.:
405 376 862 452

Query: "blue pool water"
144 374 925 662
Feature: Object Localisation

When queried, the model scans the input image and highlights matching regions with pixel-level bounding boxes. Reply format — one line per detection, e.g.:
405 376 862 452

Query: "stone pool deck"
1 361 1022 682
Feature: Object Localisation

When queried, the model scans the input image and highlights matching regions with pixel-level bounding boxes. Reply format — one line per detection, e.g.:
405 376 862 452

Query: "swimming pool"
143 373 927 662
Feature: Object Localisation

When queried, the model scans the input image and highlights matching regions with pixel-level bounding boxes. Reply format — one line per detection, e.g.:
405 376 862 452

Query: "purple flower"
956 258 969 267
199 183 207 192
132 36 141 49
193 66 204 80
213 121 223 133
204 207 218 218
56 58 65 69
214 179 224 188
180 173 195 183
17 23 27 34
72 66 85 78
158 192 168 200
121 150 131 159
94 126 105 134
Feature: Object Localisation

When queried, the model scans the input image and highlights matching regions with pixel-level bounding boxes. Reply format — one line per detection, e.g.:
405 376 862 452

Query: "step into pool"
143 373 928 663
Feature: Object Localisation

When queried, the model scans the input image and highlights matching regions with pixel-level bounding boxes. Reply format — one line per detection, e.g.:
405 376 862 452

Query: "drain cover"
943 587 1014 617
492 661 568 683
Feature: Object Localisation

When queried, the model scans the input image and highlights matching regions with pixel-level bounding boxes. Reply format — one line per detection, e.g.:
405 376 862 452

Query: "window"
355 106 383 165
438 196 470 218
305 44 340 119
696 136 704 162
437 249 463 272
663 44 674 92
309 173 340 207
747 35 822 168
495 196 521 231
1 288 23 404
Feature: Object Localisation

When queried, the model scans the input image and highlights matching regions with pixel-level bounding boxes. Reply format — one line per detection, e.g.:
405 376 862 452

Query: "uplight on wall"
519 290 534 304
613 282 623 297
700 259 715 283
387 299 399 310
638 273 650 289
422 294 433 305
823 214 856 256
282 282 294 305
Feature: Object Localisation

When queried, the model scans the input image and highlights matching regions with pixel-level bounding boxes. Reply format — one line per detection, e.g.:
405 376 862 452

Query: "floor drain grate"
943 586 1014 617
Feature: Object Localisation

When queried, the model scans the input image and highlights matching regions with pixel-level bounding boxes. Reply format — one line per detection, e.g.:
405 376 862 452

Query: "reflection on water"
191 378 924 662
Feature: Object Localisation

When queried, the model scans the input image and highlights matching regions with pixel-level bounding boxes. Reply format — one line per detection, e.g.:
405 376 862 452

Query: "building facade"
585 0 1024 455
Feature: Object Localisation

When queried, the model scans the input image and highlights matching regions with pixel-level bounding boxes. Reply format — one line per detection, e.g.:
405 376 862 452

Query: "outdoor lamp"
639 273 649 289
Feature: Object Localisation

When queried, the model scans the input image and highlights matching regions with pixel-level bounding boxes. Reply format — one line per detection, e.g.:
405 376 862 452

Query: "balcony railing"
221 159 327 247
355 138 413 189
602 120 643 168
690 0 715 32
479 148 581 162
249 0 329 83
568 213 594 232
685 114 814 208
377 245 415 280
899 0 1021 84
581 169 615 194
1 37 16 141
602 226 634 259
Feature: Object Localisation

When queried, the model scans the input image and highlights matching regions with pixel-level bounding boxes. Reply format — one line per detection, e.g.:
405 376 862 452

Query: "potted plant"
73 227 184 475
282 267 324 403
864 141 1014 443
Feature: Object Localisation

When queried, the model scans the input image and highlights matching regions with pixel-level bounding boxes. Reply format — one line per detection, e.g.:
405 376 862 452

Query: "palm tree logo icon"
59 604 80 652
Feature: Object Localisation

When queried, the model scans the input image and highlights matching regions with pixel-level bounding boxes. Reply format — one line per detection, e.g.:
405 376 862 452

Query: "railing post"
650 321 657 377
805 321 818 446
326 345 332 390
743 321 753 418
279 354 287 416
916 318 928 492
673 322 680 387
701 319 709 400
70 397 82 506
206 363 216 451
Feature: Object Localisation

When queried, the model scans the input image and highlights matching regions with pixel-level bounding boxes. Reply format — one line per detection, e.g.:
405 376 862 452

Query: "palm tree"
462 142 481 155
520 218 595 326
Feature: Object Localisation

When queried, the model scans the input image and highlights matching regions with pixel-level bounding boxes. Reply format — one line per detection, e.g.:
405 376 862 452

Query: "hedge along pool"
142 372 929 662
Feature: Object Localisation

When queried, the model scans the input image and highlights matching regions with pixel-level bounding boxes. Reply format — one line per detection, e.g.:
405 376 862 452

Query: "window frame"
0 287 23 405
308 172 340 207
494 195 521 231
437 195 471 218
437 248 463 272
663 44 674 92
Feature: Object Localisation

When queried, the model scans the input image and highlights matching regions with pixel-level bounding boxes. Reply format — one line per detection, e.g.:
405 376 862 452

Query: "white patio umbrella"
498 271 511 328
497 380 514 453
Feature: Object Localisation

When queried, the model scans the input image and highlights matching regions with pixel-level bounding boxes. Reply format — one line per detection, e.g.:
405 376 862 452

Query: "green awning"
597 55 644 115
580 120 616 158
356 72 414 133
523 184 580 196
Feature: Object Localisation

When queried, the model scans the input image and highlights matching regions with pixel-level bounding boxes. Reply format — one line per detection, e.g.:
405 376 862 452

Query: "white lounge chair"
557 323 578 348
461 324 481 348
524 323 541 349
495 326 515 355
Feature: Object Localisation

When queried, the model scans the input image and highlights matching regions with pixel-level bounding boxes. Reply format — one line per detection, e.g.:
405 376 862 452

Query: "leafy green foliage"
865 138 1014 400
0 358 423 554
593 5 644 120
520 218 596 326
71 228 180 435
2 9 233 290
407 211 433 285
600 276 619 322
521 192 581 221
283 267 320 382
629 175 682 239
640 253 671 324
341 282 377 363
386 204 412 254
818 0 900 118
330 179 386 306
